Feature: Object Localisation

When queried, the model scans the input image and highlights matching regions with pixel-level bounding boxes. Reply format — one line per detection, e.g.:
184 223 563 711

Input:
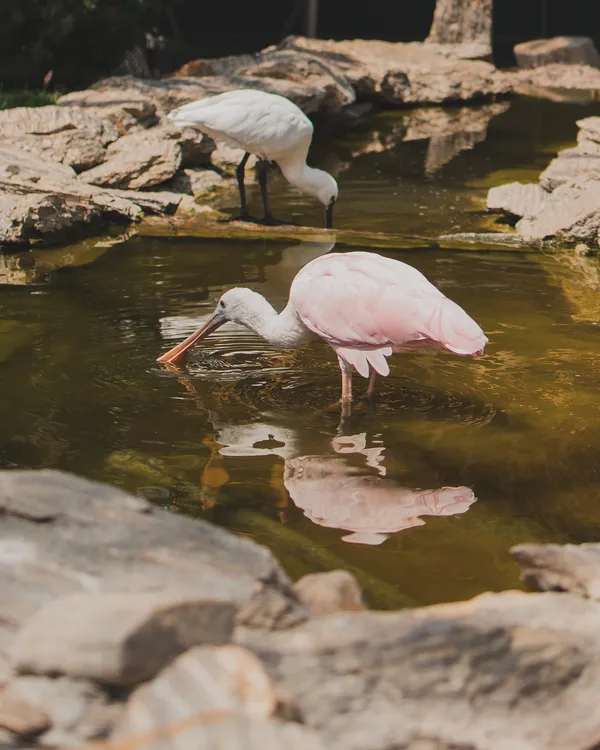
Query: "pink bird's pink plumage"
290 251 487 378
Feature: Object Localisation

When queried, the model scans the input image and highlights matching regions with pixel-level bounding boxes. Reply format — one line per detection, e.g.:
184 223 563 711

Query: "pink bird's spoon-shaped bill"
156 311 225 364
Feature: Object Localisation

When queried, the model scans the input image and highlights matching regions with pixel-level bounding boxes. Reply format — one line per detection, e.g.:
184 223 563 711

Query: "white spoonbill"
157 251 488 412
167 89 338 227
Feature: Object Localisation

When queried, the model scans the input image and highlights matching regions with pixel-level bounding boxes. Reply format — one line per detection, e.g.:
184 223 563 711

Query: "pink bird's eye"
219 299 225 308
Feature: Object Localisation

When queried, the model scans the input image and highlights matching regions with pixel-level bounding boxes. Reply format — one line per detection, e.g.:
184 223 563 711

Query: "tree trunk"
426 0 492 47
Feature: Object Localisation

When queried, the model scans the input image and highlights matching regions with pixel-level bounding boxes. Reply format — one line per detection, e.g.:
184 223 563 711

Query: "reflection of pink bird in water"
158 252 487 413
284 454 476 546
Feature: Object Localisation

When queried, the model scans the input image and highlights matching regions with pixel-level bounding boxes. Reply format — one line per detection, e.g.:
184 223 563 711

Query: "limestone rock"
509 64 600 98
514 37 600 69
0 145 76 184
0 675 113 744
117 645 276 738
294 571 365 617
0 106 117 175
0 695 50 737
539 148 600 191
0 105 117 142
516 181 600 244
240 590 600 750
11 591 236 686
57 89 158 134
168 168 226 197
1 131 108 173
0 189 108 248
0 469 305 671
426 0 492 53
107 124 213 169
116 714 326 750
487 182 549 218
79 137 182 189
512 542 600 600
277 36 510 105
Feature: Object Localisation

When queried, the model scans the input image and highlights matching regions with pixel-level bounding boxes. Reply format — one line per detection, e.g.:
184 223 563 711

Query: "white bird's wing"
290 252 487 375
168 90 314 160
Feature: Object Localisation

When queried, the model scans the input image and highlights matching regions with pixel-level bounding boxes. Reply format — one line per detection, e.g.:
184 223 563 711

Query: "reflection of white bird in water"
158 251 488 414
167 89 338 227
284 432 477 545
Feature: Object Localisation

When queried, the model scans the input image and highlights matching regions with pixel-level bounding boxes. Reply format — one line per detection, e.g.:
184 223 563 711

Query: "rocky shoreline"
1 35 600 250
0 468 600 749
486 114 600 250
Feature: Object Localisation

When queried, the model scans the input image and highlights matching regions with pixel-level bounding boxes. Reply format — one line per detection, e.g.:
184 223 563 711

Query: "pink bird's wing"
290 252 487 377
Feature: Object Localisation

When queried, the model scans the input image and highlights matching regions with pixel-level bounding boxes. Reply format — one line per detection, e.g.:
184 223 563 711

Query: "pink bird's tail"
423 297 488 357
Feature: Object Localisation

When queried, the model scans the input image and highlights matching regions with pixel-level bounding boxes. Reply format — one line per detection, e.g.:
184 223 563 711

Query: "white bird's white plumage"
167 89 338 212
169 89 314 161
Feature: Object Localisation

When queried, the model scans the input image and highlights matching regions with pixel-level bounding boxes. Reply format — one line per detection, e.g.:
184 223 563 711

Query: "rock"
576 116 600 154
512 542 600 599
117 714 326 750
0 695 50 737
516 181 600 245
278 36 510 105
0 175 151 248
487 182 549 218
293 571 365 617
0 189 108 248
0 145 76 184
0 471 305 663
539 148 600 191
117 645 276 738
240 590 600 750
90 66 353 120
1 131 108 173
57 89 158 134
514 37 600 69
0 675 112 744
107 124 213 169
0 105 117 142
11 591 236 686
102 189 182 215
0 106 118 174
509 64 600 98
426 0 492 56
168 168 226 197
78 137 182 189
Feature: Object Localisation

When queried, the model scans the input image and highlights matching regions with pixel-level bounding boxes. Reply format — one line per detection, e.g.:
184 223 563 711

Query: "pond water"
2 97 600 609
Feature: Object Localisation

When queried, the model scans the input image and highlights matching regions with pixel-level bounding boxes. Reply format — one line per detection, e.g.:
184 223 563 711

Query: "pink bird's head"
156 288 271 365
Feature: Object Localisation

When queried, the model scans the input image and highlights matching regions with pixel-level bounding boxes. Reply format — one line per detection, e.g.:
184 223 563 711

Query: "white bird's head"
303 168 338 228
156 288 271 365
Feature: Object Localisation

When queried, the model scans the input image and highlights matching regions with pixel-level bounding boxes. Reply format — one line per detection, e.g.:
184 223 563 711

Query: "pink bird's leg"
338 357 352 416
366 369 377 398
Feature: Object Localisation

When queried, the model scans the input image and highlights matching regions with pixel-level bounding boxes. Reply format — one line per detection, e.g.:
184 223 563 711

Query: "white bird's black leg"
230 152 257 222
256 159 295 226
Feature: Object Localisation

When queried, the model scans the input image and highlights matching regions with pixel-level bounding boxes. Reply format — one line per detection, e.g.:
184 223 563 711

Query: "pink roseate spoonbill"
157 252 488 412
167 89 338 227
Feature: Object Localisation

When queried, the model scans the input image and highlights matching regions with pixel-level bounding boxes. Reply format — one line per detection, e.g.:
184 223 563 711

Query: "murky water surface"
2 98 600 608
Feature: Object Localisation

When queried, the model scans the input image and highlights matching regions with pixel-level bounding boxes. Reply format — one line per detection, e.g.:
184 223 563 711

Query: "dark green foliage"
0 89 58 109
0 0 162 91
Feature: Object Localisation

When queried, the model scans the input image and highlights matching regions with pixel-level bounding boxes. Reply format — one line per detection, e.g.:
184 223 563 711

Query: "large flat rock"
0 469 306 680
239 590 600 750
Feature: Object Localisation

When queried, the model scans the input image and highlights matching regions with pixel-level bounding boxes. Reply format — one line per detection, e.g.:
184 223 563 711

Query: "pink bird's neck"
232 295 311 349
